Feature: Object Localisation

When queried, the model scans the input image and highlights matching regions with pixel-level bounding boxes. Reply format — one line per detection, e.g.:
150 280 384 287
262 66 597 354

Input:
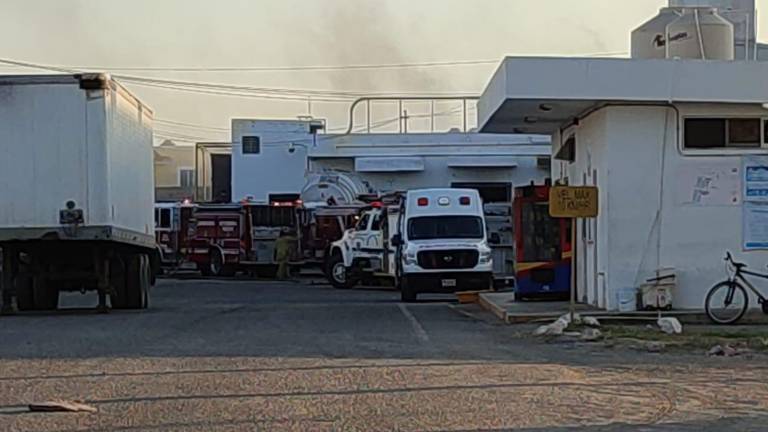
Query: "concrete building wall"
231 119 311 202
232 119 551 203
556 103 768 310
311 156 548 195
154 141 196 202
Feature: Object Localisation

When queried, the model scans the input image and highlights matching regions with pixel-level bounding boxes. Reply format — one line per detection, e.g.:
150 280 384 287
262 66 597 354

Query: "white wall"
231 119 311 202
231 121 551 203
557 103 768 310
312 156 547 194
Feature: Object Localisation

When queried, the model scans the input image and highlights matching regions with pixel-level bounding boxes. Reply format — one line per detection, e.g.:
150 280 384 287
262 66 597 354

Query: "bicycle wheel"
705 281 749 324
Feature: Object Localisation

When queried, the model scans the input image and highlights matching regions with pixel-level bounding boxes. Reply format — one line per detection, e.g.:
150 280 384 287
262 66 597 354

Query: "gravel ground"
0 278 767 431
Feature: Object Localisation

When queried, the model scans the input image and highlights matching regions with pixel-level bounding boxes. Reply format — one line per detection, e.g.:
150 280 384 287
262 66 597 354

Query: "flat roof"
309 132 550 158
478 57 768 134
0 73 154 116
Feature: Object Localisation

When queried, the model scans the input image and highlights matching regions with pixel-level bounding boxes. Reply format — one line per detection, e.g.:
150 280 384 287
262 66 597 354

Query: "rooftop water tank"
666 7 734 60
631 7 683 59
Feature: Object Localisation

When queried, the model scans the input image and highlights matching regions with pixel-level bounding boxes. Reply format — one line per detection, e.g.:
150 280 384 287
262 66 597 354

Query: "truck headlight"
479 251 492 264
405 251 418 265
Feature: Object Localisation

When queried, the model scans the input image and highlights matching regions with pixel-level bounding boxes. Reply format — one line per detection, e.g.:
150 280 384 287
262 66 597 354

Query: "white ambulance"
325 189 493 301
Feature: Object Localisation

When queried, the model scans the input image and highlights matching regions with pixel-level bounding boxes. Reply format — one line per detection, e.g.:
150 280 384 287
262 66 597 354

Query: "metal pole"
570 218 577 323
194 143 200 202
403 109 408 134
430 100 435 133
463 99 468 132
398 100 403 133
366 99 371 133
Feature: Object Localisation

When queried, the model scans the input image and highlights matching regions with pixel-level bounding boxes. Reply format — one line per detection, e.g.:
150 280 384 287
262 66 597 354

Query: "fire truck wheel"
198 262 214 277
210 249 236 277
210 248 224 276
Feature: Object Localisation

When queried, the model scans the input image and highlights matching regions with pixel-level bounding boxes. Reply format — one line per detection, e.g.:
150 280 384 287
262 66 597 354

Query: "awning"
478 57 768 134
447 156 519 168
355 157 425 172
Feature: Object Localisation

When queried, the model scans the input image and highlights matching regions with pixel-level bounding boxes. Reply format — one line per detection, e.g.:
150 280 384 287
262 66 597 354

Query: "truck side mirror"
489 233 501 245
391 234 402 246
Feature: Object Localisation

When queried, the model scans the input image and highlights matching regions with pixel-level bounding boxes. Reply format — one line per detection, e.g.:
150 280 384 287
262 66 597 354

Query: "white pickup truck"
325 189 493 301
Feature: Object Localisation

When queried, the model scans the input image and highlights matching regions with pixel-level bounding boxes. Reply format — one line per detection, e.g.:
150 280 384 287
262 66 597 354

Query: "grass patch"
602 324 768 351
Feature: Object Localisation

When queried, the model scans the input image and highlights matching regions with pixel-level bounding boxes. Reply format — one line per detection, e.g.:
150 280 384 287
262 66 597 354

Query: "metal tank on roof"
667 7 735 60
631 7 683 59
301 171 373 207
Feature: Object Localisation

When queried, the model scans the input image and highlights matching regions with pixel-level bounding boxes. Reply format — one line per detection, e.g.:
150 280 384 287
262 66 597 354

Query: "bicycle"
705 252 768 324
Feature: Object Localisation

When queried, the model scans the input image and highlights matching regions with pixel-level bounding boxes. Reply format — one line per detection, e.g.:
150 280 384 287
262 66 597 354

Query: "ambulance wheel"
400 276 417 302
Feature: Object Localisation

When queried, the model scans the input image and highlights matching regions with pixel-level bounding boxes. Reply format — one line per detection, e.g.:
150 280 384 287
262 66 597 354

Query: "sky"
1 0 766 142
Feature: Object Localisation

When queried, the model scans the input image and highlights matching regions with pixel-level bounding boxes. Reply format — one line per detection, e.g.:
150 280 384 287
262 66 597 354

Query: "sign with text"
549 186 598 218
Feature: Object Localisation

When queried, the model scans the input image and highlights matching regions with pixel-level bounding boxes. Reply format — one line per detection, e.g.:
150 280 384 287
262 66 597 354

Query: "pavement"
478 292 768 325
0 278 767 431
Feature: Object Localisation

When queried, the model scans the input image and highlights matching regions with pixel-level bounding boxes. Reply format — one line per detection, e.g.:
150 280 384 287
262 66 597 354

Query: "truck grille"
417 250 479 269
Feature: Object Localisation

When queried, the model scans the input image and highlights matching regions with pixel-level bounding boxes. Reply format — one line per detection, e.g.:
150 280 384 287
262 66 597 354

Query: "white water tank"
301 171 372 206
632 7 683 59
666 7 735 60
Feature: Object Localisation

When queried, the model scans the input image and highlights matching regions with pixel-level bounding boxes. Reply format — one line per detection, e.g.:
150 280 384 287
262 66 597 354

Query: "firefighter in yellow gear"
275 228 296 280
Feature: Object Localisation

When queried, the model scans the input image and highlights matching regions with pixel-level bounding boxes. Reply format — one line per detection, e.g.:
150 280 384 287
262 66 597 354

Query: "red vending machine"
513 183 571 299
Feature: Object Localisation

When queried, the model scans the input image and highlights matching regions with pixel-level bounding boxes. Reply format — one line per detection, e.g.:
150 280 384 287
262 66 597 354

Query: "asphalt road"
1 278 767 431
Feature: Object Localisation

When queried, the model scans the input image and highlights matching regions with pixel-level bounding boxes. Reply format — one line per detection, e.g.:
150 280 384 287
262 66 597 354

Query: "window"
155 208 172 229
765 119 768 145
371 214 382 231
179 169 194 188
408 216 484 240
356 213 371 231
451 182 511 203
520 202 561 262
684 118 765 149
242 136 261 154
555 135 575 162
249 206 296 227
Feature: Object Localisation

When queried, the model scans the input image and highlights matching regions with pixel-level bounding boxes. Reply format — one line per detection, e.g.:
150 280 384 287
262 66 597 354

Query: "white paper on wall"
675 163 741 206
742 156 768 203
744 202 768 250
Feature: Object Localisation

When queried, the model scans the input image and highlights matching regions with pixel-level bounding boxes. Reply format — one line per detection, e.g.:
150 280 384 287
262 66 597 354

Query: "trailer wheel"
15 271 35 311
326 253 358 289
123 253 150 309
110 256 129 310
33 277 58 311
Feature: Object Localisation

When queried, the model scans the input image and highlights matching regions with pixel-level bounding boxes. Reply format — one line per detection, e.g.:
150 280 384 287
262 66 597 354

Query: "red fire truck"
186 204 247 276
154 201 195 268
164 198 367 277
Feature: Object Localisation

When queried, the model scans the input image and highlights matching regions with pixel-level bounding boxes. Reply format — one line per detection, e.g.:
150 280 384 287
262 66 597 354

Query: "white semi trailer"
0 74 157 313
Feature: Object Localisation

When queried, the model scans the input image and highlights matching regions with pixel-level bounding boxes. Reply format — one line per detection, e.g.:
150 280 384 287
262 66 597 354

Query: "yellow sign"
549 186 598 218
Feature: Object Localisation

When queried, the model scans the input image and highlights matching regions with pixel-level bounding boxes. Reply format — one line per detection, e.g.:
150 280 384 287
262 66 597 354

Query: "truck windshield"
408 216 484 240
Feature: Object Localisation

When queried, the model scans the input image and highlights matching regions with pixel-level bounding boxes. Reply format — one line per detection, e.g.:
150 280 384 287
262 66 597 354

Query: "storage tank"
631 7 682 59
666 7 735 60
301 171 373 206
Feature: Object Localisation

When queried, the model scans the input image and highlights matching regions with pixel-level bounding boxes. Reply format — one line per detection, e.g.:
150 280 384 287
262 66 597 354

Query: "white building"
232 118 551 203
477 2 768 310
